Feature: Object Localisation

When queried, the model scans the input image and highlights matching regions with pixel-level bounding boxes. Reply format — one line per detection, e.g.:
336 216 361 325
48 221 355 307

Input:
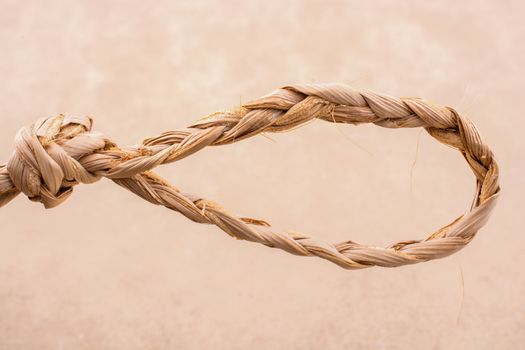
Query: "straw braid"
0 83 500 269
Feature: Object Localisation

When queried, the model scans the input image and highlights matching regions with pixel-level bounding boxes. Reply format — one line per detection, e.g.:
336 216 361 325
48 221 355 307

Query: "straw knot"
5 115 108 208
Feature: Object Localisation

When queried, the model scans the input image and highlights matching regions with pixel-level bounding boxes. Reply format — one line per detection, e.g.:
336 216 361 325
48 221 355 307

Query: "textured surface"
0 0 523 349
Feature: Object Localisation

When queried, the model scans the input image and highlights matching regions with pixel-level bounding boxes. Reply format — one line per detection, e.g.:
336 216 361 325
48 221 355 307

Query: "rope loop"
0 84 500 269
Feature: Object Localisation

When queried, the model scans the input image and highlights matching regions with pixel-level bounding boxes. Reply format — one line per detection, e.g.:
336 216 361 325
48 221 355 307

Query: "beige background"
0 0 523 349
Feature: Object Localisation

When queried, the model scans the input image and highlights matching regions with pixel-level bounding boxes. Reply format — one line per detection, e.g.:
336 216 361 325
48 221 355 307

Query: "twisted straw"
0 84 500 269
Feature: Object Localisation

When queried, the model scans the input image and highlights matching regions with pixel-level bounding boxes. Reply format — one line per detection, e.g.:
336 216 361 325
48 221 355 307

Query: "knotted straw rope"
0 84 500 269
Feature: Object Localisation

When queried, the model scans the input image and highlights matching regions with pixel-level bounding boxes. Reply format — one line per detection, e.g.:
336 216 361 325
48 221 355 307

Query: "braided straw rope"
0 84 500 269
